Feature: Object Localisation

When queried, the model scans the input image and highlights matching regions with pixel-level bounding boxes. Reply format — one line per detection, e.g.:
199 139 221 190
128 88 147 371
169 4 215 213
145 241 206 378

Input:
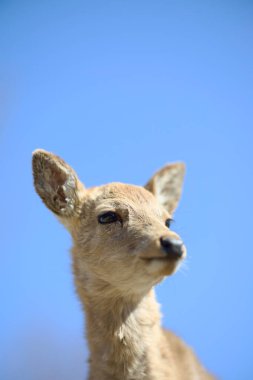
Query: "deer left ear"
145 163 185 214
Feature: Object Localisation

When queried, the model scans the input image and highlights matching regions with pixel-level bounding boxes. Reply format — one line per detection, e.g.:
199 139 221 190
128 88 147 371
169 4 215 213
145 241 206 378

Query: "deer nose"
160 237 184 259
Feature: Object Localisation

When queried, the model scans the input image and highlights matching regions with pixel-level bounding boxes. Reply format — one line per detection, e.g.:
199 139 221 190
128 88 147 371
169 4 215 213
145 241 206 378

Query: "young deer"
32 149 214 380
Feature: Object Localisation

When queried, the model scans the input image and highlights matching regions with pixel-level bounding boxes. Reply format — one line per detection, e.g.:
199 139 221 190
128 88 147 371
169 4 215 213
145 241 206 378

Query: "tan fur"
32 149 215 380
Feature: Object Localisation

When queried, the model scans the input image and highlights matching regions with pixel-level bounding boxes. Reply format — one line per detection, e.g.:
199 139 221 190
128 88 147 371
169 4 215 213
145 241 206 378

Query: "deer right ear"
32 149 85 218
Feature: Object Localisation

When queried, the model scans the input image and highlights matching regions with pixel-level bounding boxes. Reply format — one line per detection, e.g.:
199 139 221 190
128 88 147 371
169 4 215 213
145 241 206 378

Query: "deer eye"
165 218 173 228
98 211 120 224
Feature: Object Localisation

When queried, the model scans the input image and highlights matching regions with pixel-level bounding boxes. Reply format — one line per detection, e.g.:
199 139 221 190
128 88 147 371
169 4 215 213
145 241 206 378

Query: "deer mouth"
141 255 183 277
141 255 184 263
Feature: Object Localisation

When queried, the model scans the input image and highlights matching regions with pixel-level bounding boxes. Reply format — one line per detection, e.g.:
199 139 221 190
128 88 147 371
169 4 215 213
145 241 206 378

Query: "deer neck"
75 273 163 380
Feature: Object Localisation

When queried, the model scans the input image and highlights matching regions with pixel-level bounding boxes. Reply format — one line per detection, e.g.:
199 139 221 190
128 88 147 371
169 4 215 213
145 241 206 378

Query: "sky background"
1 1 253 379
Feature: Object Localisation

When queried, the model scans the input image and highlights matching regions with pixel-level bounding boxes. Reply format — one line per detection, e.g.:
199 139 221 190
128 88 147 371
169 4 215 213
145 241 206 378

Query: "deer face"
33 150 186 295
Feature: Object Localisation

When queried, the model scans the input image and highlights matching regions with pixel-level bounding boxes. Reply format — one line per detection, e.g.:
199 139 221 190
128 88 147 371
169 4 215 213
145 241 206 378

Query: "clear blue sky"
1 1 253 379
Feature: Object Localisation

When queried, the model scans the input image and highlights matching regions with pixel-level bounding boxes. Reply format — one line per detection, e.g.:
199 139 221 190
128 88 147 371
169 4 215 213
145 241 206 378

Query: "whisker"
178 258 190 276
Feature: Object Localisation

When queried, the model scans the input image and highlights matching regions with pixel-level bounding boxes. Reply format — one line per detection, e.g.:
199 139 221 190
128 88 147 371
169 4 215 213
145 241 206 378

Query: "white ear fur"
145 163 185 213
32 149 84 218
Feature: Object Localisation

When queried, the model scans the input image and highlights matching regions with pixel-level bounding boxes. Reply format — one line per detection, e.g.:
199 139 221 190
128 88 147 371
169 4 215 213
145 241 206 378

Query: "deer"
32 149 214 380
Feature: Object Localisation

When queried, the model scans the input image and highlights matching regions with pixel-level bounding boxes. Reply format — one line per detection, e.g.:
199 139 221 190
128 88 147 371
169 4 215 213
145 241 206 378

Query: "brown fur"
32 149 215 380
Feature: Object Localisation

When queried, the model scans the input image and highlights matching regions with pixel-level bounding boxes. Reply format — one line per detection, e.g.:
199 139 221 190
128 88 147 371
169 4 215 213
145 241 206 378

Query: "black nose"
160 237 184 259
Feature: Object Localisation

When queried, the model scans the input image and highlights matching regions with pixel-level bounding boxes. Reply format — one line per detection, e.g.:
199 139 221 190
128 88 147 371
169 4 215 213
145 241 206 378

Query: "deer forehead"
84 183 166 219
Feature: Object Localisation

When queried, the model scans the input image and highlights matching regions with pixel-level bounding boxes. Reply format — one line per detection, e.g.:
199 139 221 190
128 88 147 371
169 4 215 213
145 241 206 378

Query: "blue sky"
1 1 253 379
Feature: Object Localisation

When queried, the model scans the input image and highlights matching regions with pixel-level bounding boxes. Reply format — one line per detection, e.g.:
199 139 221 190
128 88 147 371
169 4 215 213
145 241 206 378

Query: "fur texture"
32 149 214 380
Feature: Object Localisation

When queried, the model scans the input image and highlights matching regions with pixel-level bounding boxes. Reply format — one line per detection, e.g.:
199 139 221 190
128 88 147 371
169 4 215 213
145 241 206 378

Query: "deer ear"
145 163 185 214
32 149 85 218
